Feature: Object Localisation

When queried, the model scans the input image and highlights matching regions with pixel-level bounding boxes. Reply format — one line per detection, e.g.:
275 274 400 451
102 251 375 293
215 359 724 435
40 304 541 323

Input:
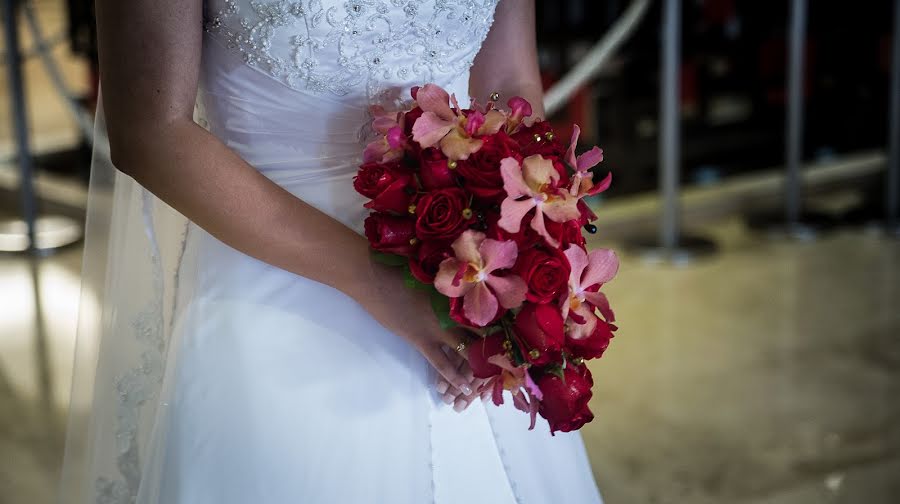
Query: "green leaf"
371 252 407 267
429 290 457 330
403 267 433 291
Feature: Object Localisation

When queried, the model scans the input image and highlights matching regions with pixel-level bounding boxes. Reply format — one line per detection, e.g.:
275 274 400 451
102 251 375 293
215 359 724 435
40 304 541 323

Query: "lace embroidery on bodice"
204 0 499 101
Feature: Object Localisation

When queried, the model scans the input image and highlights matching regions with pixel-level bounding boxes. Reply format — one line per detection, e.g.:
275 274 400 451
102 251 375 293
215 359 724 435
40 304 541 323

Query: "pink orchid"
565 124 608 196
434 230 527 327
480 353 543 430
560 245 618 339
363 106 406 163
498 155 581 247
411 83 507 161
505 96 534 133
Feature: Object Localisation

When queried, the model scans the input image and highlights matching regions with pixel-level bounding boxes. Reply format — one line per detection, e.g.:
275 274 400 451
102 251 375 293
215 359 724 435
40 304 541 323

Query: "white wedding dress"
60 1 603 503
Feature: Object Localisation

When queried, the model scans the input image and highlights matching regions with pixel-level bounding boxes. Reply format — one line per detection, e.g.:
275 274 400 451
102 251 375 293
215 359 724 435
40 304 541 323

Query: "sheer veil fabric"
59 2 603 503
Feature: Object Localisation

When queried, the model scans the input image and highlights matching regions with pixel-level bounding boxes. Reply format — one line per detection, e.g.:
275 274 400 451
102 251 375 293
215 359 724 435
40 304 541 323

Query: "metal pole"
2 0 38 252
659 0 681 250
887 0 900 227
785 0 807 226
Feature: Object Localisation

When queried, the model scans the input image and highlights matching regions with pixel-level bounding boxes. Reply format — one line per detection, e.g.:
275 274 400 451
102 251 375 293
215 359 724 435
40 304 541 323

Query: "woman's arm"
95 0 473 394
469 0 545 117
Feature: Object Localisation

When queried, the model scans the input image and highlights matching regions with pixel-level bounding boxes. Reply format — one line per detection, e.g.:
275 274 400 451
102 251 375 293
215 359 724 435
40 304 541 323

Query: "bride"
59 1 604 502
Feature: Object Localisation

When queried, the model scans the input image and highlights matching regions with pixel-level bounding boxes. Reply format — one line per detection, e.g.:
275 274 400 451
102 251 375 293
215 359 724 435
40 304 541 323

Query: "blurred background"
1 0 898 503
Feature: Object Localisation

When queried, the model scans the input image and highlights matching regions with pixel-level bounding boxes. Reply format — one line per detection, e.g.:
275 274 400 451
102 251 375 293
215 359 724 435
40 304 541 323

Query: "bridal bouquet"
355 84 618 434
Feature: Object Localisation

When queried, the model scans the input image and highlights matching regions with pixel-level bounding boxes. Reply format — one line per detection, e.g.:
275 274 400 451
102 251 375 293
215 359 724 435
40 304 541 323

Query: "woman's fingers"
424 344 473 396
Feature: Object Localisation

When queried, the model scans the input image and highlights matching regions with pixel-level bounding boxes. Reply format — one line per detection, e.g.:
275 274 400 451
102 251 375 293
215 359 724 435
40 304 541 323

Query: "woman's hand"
352 260 483 409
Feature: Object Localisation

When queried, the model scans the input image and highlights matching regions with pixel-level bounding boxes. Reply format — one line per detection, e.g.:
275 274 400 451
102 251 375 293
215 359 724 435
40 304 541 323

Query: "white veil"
58 92 194 504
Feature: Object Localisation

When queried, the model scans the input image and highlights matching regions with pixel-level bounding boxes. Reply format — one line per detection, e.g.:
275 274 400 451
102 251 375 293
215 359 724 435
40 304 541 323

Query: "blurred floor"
1 214 898 504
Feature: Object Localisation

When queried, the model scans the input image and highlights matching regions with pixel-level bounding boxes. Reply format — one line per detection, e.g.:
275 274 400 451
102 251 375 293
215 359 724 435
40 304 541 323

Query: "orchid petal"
582 248 619 287
576 146 604 172
479 238 519 273
416 84 456 121
464 111 485 136
363 139 390 163
498 197 535 233
451 230 485 265
522 155 559 190
525 373 543 402
565 124 581 169
564 245 590 290
542 195 581 223
559 291 571 322
506 96 532 120
411 111 455 148
477 109 508 135
584 291 615 322
386 126 405 149
434 258 474 298
500 157 532 199
587 171 613 196
485 274 527 309
567 304 598 340
373 115 398 134
464 281 499 327
439 128 483 161
449 93 462 114
529 206 559 247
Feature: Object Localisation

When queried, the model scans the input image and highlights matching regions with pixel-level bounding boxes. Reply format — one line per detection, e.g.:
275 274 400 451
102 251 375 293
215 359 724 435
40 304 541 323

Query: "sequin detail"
204 0 499 102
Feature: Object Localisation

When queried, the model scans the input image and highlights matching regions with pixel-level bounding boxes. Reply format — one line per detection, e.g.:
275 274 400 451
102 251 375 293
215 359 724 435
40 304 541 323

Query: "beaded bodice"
203 0 499 103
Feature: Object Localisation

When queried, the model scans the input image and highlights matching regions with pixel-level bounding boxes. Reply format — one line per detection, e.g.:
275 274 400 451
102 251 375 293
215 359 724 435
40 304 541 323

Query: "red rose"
467 332 507 379
364 213 416 256
511 121 566 158
514 247 571 304
408 240 453 283
513 302 565 366
455 132 519 202
414 187 472 241
536 363 594 434
418 148 456 190
543 219 587 248
356 162 414 215
449 296 506 328
566 319 614 360
353 161 404 199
